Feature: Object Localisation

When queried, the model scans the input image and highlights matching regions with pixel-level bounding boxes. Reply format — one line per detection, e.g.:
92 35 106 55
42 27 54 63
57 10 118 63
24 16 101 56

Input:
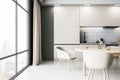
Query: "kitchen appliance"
103 26 119 28
80 31 87 43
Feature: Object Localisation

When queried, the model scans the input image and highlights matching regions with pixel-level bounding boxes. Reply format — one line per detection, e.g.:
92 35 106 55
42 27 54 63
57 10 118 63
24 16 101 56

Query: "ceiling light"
54 4 61 7
84 4 91 7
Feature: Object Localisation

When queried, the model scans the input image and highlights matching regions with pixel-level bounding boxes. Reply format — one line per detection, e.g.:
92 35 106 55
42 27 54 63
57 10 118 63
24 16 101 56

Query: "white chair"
83 51 114 80
112 54 120 66
107 46 120 66
56 47 76 70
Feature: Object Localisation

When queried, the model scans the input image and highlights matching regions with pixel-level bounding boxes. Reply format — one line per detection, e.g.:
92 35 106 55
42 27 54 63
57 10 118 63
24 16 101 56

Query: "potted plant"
96 38 104 49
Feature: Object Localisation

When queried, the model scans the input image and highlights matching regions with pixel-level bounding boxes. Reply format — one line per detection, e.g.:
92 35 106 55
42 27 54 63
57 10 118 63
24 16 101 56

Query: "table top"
75 46 120 54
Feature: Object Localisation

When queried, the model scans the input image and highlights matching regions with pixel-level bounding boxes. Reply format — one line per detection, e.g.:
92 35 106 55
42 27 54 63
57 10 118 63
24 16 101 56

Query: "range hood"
103 26 119 28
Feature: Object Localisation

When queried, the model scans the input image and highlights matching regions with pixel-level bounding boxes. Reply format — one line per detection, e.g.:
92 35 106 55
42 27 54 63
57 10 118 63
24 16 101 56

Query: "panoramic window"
0 0 30 79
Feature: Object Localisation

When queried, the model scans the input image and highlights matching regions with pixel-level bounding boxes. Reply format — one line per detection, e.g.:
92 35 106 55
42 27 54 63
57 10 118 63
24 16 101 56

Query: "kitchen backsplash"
80 27 120 43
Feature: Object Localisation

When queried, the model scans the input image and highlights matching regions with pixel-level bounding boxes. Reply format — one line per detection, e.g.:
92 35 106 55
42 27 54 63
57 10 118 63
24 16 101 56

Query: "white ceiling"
40 0 120 6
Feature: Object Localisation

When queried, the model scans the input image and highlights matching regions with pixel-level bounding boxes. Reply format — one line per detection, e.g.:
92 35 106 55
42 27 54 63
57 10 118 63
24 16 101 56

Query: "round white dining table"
75 46 120 76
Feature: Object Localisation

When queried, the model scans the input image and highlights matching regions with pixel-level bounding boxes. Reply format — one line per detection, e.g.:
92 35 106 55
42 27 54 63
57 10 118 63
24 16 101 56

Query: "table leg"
83 60 86 76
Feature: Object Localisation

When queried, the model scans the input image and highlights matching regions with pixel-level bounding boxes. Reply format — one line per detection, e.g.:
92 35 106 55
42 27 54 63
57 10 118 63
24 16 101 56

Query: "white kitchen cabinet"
79 6 120 26
54 6 80 44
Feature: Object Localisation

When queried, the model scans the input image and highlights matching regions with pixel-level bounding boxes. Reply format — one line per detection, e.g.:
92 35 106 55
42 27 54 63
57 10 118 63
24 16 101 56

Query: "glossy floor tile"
15 59 120 80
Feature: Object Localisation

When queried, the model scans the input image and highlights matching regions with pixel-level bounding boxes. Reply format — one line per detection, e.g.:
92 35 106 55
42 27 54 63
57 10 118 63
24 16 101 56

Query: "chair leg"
71 60 76 70
61 59 65 69
115 57 119 66
88 68 92 80
57 59 62 66
56 59 62 71
68 60 71 71
105 69 110 80
83 61 86 76
103 69 106 80
57 59 64 70
91 69 94 80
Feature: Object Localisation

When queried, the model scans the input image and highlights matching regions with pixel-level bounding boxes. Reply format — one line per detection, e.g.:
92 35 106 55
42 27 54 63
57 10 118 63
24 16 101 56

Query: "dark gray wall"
41 6 54 60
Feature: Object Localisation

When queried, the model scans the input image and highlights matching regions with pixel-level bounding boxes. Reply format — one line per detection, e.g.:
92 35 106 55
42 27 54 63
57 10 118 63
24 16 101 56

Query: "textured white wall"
81 28 120 43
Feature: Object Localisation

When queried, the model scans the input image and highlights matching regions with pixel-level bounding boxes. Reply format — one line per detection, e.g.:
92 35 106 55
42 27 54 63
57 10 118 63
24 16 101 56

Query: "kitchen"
37 0 120 80
52 5 120 80
54 6 120 60
16 0 120 80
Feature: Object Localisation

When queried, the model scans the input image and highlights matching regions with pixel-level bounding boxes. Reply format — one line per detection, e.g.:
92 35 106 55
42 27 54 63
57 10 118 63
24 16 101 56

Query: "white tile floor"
15 59 120 80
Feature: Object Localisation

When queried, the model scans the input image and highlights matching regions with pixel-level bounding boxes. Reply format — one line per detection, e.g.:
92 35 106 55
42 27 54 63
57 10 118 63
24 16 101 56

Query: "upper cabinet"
54 6 80 44
54 6 120 44
79 6 120 26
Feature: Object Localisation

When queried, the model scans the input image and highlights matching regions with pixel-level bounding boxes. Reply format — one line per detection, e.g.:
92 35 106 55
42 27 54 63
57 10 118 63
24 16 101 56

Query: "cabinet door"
54 6 80 44
79 6 120 26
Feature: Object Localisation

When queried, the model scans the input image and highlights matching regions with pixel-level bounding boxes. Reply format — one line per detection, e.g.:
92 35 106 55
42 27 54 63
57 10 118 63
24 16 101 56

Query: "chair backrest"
56 47 70 59
83 51 114 69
